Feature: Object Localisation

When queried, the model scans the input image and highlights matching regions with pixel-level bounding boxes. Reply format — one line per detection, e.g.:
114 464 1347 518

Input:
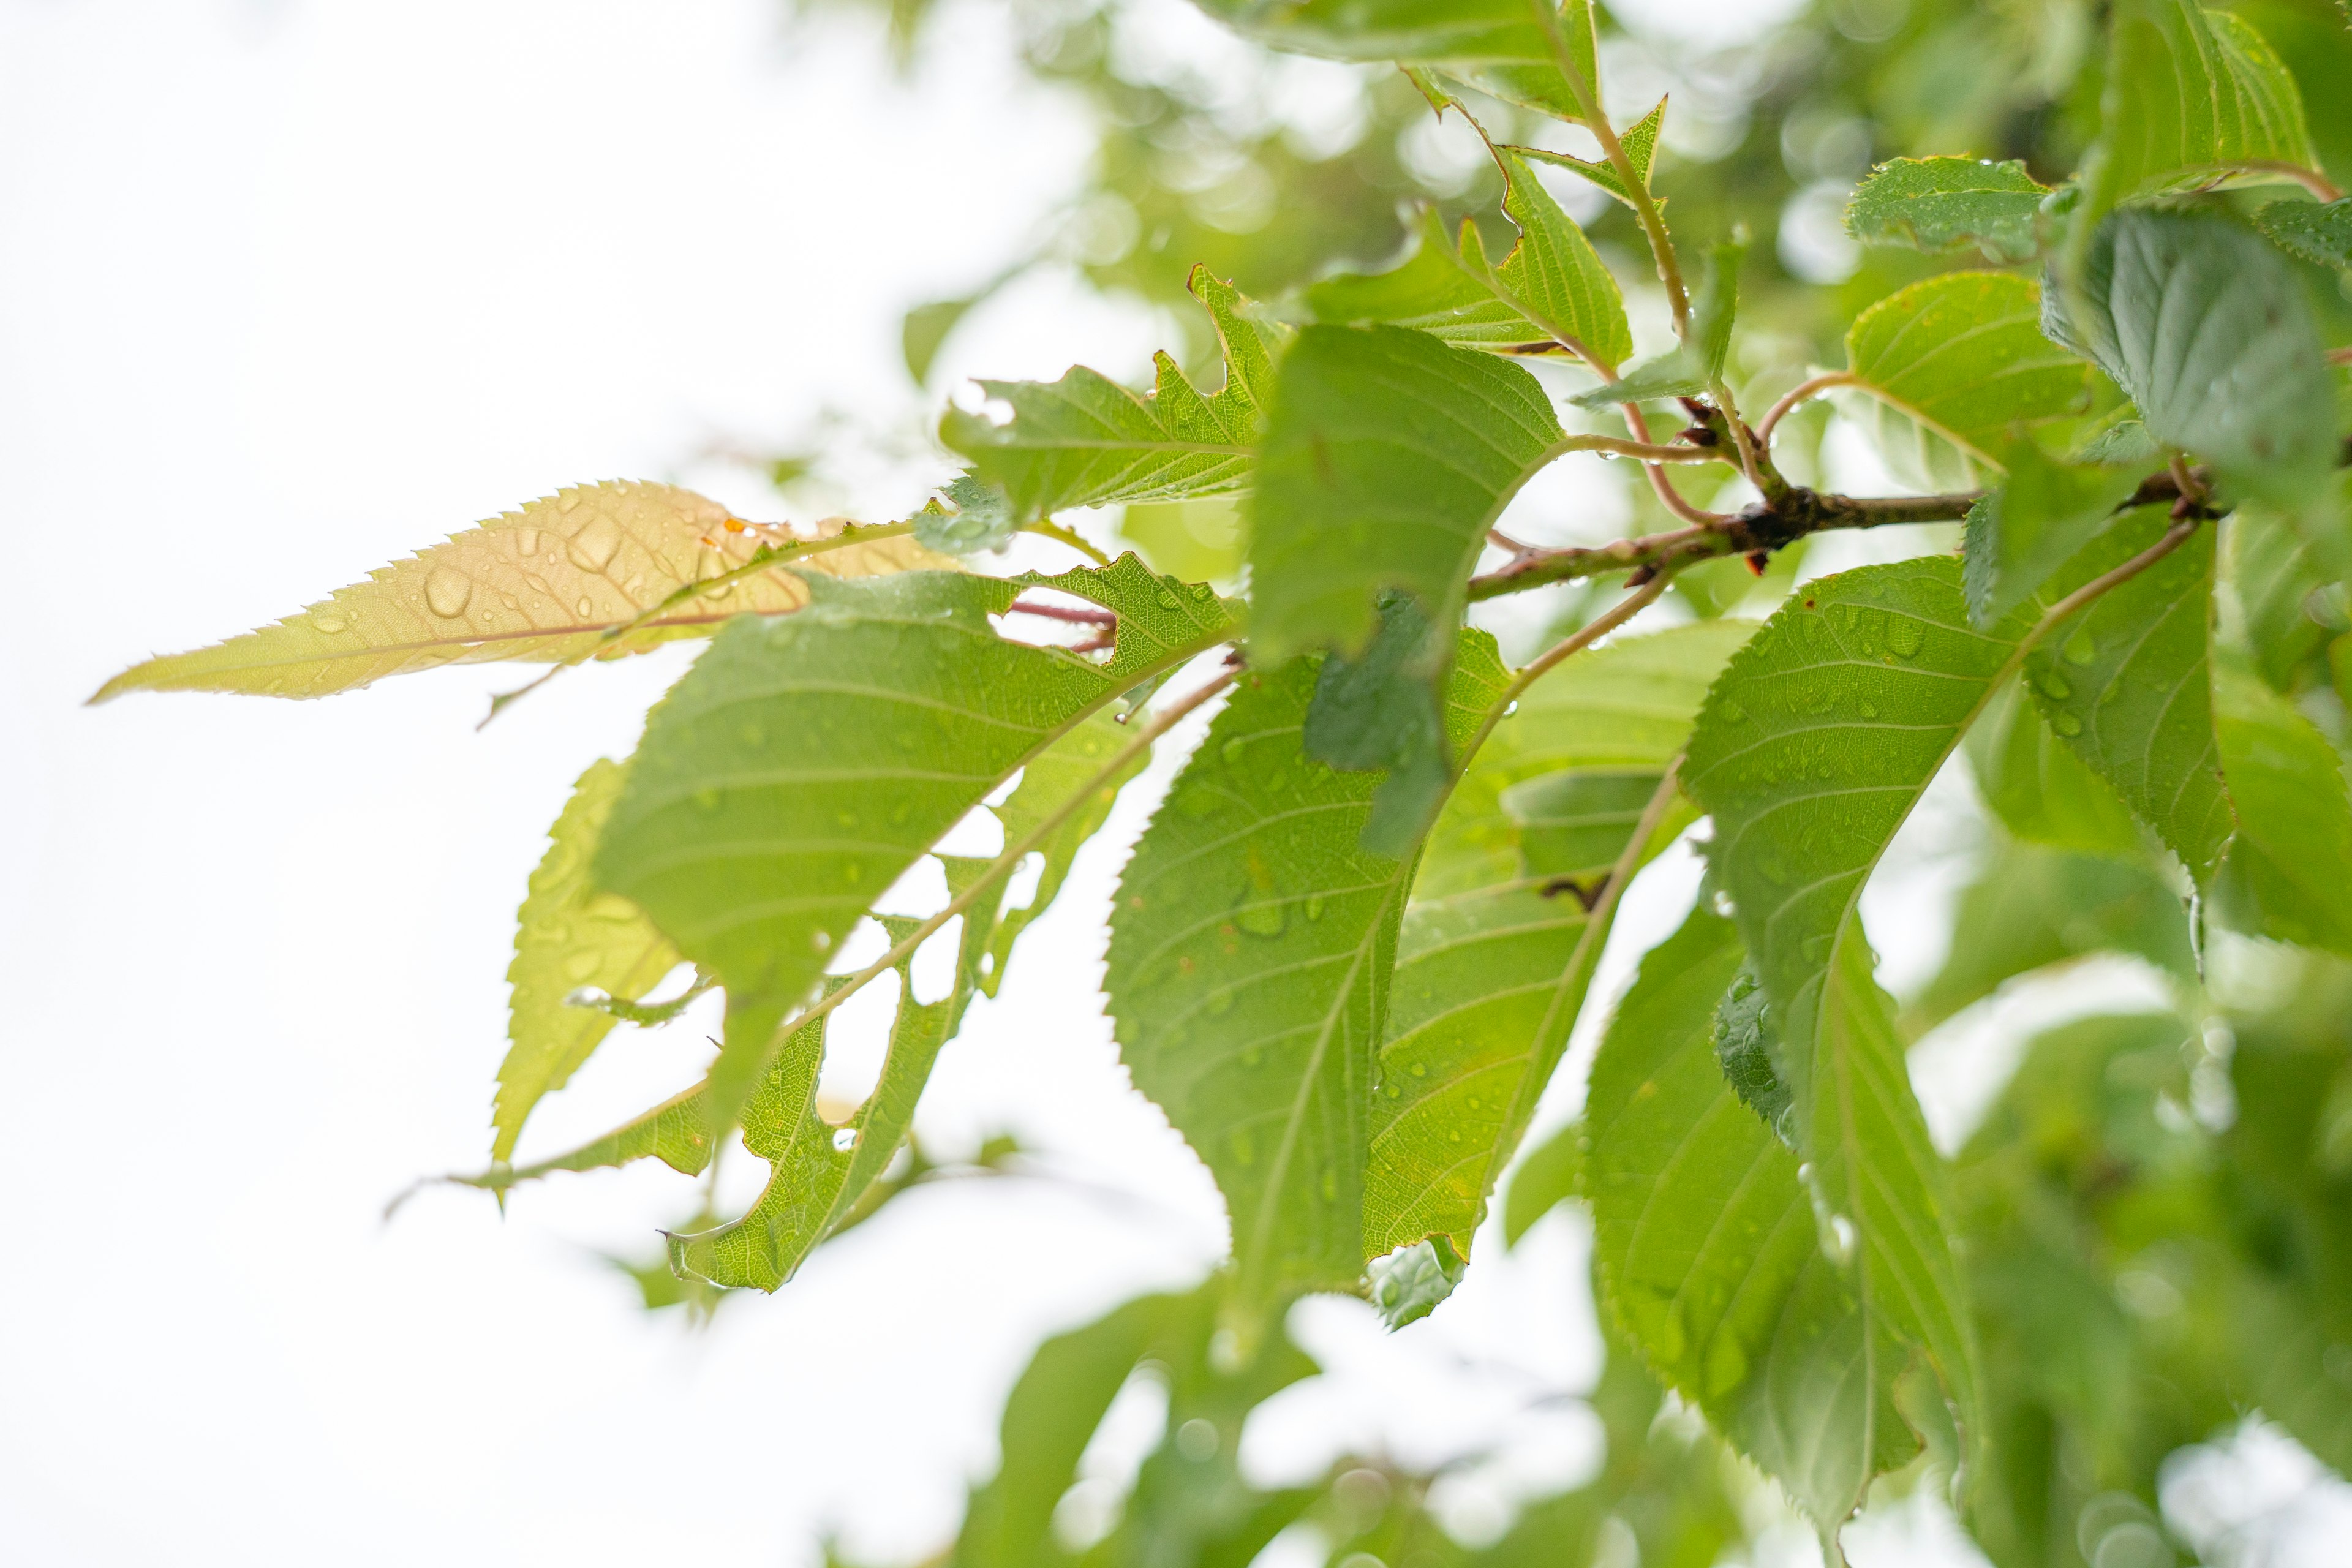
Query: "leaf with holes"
91 484 945 702
597 562 1233 1138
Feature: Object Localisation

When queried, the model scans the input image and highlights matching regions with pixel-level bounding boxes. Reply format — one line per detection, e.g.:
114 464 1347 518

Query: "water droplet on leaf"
423 568 473 619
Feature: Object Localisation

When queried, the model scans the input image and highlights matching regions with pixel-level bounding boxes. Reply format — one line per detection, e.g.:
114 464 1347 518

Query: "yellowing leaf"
494 758 684 1163
91 481 946 701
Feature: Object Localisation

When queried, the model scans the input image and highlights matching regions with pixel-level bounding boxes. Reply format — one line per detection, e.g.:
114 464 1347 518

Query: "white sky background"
1 2 2342 1566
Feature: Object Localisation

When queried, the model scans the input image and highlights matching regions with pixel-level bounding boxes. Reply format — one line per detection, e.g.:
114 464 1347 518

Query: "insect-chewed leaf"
2020 513 2230 881
1910 837 2193 1031
2253 197 2352 269
1107 639 1502 1319
2211 663 2352 955
2054 211 2334 503
90 482 943 702
494 758 684 1163
1365 622 1753 1260
941 268 1283 521
450 1080 714 1196
1845 156 2051 264
2088 0 2314 213
598 560 1234 1137
1831 272 2086 491
1308 141 1631 366
1586 908 1956 1532
671 880 993 1291
1250 323 1562 667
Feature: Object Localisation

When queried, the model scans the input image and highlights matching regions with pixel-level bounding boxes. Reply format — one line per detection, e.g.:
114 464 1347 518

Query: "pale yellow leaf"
91 480 949 701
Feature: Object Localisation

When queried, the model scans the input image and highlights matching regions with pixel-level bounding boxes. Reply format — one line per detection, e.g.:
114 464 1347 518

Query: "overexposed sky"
4 4 2342 1566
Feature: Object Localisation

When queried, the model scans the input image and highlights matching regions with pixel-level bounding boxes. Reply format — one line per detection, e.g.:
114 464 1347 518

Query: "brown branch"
1008 598 1117 626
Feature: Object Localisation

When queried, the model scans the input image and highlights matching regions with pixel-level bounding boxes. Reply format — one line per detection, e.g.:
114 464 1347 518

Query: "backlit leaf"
1586 908 1948 1531
598 562 1233 1136
1962 435 2142 627
1832 272 2087 491
1845 156 2051 265
669 880 992 1291
1307 146 1632 366
495 757 683 1163
941 268 1284 521
1193 0 1600 120
1366 623 1751 1259
1506 98 1665 213
2089 0 2315 211
2210 662 2352 954
2020 513 2230 881
91 483 943 702
1250 323 1563 666
2055 210 2333 501
1964 676 2147 859
1567 238 1741 410
1106 643 1503 1318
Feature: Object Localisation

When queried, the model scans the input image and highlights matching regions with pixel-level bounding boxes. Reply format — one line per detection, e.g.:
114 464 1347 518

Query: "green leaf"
952 1291 1189 1568
89 483 945 702
941 268 1284 521
1106 642 1503 1319
1845 156 2051 265
1249 323 1564 667
597 563 1231 1137
1504 98 1665 213
2089 0 2316 211
1964 676 2148 859
2020 514 2231 881
915 475 1019 556
1367 1235 1466 1329
451 1080 714 1196
1832 272 2088 491
671 876 992 1291
976 707 1153 998
494 758 684 1163
1710 966 1794 1145
904 293 983 384
2211 662 2352 953
1501 1120 1581 1246
1567 238 1741 410
2229 507 2335 691
1909 837 2194 1030
1962 436 2143 627
1193 0 1602 121
2056 210 2334 502
1303 591 1453 855
1307 147 1632 366
1585 908 1958 1531
1367 623 1751 1260
2253 196 2352 268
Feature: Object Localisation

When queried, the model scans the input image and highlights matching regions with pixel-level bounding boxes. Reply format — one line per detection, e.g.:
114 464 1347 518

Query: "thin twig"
1457 573 1672 766
1008 599 1118 626
2330 345 2352 366
1756 371 1858 448
2226 159 2345 203
2019 518 2199 650
1527 0 1689 335
1621 401 1733 525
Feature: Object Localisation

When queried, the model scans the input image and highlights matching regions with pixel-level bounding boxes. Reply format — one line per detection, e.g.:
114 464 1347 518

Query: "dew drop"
1464 1096 1480 1111
692 787 722 813
576 597 595 618
832 1127 859 1153
518 527 541 556
2038 670 2073 701
1221 737 1248 767
312 611 347 635
423 568 473 619
524 574 551 594
564 950 601 982
499 592 519 611
2052 711 2084 737
2062 627 2097 666
1208 989 1236 1017
1156 589 1180 609
1822 1213 1858 1265
1885 616 1924 658
1236 901 1286 938
567 513 624 572
1304 894 1326 922
1231 1128 1256 1166
1410 1063 1428 1078
1719 699 1747 725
